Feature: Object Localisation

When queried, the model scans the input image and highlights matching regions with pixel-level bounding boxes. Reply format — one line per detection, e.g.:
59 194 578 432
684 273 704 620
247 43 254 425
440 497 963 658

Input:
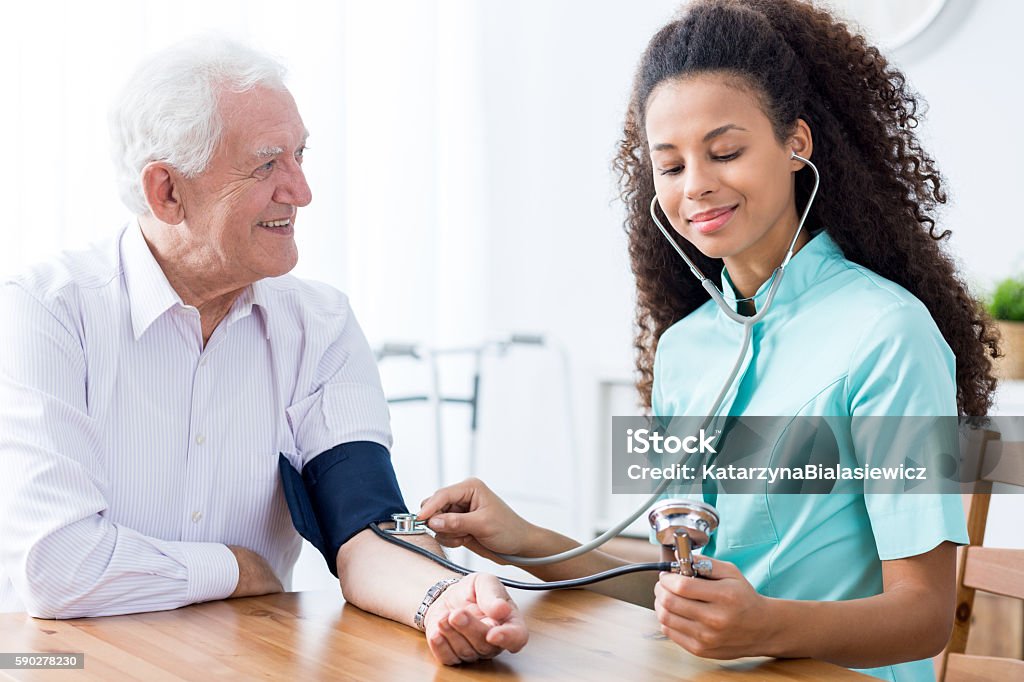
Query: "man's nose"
275 162 313 207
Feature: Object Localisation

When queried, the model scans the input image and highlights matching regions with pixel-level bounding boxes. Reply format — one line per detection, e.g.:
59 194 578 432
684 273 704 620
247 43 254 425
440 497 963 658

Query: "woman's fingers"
419 478 492 519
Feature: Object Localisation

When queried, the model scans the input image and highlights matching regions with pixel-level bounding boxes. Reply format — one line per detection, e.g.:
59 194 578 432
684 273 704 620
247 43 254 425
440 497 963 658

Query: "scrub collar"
719 230 845 313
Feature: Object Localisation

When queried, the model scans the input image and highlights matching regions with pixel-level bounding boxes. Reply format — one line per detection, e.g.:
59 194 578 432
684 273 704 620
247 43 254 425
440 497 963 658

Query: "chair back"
936 429 1024 681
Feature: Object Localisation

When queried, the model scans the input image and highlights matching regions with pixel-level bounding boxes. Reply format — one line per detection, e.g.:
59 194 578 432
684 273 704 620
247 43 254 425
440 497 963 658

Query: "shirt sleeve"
284 301 391 466
847 300 969 560
0 282 239 618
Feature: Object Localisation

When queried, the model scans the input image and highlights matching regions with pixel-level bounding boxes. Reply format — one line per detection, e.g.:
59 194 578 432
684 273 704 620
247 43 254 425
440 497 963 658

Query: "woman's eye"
712 151 741 162
659 166 683 176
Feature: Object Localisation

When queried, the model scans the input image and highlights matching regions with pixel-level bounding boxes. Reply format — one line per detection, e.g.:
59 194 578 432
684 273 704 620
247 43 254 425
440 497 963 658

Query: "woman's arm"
419 478 660 608
654 541 956 667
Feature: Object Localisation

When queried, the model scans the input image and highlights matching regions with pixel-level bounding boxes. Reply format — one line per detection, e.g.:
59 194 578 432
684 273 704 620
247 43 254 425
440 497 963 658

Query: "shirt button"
199 358 208 367
195 434 206 445
192 511 203 523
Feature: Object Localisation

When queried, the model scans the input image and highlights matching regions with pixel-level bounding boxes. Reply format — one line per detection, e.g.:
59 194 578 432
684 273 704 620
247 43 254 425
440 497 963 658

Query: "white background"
1 0 1021 592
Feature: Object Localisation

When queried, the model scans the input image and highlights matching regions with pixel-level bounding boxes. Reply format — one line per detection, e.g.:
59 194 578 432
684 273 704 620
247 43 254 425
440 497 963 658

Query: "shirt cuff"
175 542 240 605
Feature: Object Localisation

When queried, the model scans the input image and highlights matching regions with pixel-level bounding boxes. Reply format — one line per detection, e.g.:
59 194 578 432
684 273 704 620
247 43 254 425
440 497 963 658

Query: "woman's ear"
141 161 186 225
788 118 814 170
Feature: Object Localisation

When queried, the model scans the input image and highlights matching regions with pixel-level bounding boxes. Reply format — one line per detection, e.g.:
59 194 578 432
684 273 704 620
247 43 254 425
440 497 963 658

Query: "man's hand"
423 573 528 665
227 545 283 599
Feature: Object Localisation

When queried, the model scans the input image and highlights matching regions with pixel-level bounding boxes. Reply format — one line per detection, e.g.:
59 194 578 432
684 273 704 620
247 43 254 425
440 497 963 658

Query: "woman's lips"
689 205 737 235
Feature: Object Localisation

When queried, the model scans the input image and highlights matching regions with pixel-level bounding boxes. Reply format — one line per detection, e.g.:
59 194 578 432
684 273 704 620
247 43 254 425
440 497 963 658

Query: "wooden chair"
936 428 1024 681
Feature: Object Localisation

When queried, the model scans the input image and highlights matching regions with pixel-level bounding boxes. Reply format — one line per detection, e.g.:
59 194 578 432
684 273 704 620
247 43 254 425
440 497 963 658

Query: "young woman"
419 1 999 679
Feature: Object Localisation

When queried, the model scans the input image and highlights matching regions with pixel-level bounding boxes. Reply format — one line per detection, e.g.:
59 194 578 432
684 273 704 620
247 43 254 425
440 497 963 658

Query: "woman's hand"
423 573 528 665
418 478 535 563
654 558 778 659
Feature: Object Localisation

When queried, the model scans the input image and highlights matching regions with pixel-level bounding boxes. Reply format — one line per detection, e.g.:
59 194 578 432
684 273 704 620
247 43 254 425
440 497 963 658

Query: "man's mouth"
257 219 292 228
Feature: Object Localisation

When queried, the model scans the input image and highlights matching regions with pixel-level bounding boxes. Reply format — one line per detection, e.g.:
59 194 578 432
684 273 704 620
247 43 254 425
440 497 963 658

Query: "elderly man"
0 39 527 666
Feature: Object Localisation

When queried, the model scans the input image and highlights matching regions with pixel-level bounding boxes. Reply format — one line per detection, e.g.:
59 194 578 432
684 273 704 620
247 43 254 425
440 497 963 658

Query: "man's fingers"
437 614 484 661
468 573 527 652
427 629 462 666
447 608 502 658
471 573 514 621
485 621 528 653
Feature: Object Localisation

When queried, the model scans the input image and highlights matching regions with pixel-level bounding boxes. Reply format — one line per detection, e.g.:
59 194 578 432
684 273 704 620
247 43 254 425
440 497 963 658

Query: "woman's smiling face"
646 73 811 275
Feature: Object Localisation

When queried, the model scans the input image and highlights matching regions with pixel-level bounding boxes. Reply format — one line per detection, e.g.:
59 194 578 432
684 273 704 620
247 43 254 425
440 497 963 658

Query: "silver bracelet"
414 577 461 631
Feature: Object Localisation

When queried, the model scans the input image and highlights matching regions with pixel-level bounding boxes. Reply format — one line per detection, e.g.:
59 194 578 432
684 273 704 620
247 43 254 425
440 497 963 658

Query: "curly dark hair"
613 0 999 417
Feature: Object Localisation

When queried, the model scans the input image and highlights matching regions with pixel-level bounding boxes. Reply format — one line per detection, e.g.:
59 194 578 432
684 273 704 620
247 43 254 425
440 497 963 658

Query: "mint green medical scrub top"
651 231 969 682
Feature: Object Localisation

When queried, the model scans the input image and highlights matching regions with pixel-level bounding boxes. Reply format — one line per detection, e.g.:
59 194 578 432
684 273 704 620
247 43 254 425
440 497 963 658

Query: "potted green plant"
988 276 1024 380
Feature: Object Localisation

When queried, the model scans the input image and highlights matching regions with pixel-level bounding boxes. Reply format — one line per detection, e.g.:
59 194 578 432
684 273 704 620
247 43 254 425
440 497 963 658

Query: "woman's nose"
683 162 718 201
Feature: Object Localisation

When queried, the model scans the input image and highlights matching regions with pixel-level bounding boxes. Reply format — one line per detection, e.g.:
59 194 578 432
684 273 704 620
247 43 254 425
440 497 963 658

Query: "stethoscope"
372 499 720 588
377 153 819 587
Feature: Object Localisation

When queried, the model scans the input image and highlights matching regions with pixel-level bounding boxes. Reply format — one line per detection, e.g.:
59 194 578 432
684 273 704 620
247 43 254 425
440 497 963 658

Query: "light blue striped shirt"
0 223 391 617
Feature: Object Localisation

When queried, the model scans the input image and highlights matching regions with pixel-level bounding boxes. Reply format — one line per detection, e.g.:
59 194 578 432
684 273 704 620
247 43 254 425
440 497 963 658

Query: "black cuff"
279 442 408 577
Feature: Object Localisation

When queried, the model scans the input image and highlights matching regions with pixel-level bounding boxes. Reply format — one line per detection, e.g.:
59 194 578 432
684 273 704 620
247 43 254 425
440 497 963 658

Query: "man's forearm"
12 519 238 618
335 528 458 628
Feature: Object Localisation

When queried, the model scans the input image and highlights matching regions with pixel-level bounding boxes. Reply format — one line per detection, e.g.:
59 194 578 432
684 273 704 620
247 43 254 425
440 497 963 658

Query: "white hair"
109 36 288 215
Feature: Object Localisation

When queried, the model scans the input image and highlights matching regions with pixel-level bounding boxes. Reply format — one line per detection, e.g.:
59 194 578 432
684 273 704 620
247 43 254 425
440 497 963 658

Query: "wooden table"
0 589 871 681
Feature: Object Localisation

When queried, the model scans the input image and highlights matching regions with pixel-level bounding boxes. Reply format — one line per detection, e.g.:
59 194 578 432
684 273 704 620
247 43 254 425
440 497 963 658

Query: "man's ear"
788 118 814 171
141 162 186 225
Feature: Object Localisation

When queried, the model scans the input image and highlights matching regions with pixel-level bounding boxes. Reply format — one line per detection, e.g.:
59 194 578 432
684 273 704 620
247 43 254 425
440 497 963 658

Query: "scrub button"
192 511 202 523
195 434 206 445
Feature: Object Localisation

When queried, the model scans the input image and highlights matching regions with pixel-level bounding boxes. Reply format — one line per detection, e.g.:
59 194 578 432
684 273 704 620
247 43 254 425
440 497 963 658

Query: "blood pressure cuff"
279 442 409 577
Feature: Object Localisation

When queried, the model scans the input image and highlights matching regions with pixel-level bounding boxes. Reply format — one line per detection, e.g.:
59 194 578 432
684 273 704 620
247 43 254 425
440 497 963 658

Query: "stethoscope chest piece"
385 513 428 535
648 499 720 577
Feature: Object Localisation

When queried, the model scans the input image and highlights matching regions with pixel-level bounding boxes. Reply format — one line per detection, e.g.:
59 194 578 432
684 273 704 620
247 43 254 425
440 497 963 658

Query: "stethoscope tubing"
370 523 673 590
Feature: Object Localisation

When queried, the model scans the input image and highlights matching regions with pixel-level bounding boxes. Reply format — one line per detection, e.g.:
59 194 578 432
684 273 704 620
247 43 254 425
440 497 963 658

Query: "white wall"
891 0 1024 289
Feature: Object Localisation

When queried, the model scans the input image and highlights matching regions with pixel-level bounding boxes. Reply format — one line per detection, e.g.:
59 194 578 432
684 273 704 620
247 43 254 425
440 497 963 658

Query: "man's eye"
295 146 307 163
257 160 275 173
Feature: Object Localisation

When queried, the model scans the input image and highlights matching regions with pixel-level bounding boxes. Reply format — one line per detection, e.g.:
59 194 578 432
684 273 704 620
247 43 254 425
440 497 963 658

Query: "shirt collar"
719 230 843 313
121 222 272 340
239 279 273 340
121 221 185 340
